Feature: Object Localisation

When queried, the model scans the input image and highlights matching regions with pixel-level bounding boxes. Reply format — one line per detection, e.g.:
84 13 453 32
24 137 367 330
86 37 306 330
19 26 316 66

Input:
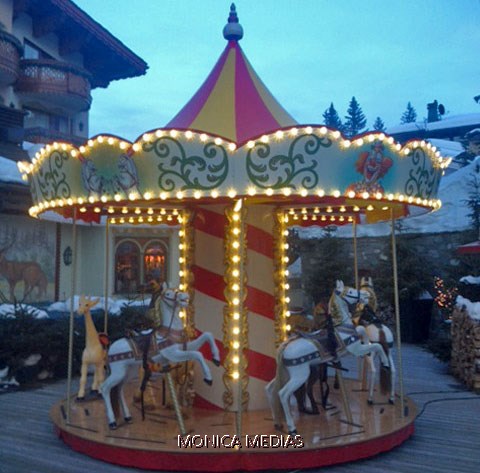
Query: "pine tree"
400 102 417 124
372 116 386 132
462 162 480 237
322 103 343 131
344 96 367 138
305 227 352 303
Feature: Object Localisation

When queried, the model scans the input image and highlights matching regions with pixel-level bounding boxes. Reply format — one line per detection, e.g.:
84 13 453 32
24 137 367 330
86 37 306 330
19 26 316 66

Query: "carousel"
18 5 450 471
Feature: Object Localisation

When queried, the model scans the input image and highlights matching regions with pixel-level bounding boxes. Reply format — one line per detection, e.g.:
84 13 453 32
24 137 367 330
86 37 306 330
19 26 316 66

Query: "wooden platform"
3 345 480 473
51 377 415 471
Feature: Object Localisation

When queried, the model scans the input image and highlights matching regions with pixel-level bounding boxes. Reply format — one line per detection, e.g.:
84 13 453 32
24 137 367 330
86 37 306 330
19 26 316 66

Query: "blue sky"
74 0 480 141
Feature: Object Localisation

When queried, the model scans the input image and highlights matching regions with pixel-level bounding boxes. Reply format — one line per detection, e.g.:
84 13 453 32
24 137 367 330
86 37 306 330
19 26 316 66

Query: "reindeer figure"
77 295 108 401
0 241 48 301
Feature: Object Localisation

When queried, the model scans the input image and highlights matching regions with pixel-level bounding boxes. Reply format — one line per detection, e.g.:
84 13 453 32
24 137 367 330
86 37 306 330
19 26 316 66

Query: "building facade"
0 0 181 304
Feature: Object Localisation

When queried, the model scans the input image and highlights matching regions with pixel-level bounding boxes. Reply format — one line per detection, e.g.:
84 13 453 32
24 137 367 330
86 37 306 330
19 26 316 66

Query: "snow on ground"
456 295 480 321
0 304 49 319
287 257 302 278
298 155 480 239
47 295 152 316
460 275 480 285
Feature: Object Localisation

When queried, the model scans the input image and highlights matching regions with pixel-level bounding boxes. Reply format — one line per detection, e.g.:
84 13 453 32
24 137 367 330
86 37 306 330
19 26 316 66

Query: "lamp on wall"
63 246 73 266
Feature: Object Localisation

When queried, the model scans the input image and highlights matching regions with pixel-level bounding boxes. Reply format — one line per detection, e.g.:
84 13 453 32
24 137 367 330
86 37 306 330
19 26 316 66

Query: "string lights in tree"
433 276 458 320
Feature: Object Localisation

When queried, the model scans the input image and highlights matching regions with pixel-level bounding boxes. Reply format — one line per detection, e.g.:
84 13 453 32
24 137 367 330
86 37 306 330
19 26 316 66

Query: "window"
114 241 140 294
114 238 169 294
23 39 53 60
50 114 69 133
143 242 166 285
24 108 70 134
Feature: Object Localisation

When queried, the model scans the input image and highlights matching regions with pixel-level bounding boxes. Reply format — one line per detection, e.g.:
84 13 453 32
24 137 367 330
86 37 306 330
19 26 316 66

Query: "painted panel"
0 215 55 302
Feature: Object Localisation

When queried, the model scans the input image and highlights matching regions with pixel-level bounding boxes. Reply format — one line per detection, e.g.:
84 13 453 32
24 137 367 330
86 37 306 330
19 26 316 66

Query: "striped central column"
191 205 228 409
244 204 276 409
191 203 276 411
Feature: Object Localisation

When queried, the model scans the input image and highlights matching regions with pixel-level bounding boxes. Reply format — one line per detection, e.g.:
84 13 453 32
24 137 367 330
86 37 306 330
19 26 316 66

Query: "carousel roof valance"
17 4 450 225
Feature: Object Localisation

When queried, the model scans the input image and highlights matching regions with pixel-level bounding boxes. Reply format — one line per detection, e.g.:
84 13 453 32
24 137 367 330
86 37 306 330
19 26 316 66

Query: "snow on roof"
387 113 480 135
428 139 464 157
0 156 26 185
23 141 46 158
298 155 480 239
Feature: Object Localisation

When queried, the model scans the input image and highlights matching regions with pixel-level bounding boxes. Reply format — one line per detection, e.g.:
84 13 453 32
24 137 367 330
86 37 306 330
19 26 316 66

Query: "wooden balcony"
16 59 92 114
0 31 22 86
24 126 86 147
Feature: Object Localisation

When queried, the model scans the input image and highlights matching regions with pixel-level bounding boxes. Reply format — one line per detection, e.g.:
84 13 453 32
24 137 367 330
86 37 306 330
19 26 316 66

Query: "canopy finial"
223 3 243 41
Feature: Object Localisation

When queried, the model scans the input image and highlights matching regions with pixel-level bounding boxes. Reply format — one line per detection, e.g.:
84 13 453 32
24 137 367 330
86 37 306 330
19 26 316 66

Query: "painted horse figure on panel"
100 283 220 429
266 280 391 434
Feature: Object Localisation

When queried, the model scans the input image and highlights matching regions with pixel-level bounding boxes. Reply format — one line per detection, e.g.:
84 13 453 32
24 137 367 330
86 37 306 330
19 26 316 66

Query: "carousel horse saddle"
127 330 159 361
357 304 383 328
293 324 359 362
296 328 339 360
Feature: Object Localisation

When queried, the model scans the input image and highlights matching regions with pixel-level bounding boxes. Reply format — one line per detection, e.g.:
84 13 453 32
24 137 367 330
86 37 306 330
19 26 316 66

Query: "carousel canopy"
17 4 451 226
167 4 297 144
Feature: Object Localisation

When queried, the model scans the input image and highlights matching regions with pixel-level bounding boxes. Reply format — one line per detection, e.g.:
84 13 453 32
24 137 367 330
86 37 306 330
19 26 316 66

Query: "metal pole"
166 372 186 436
235 200 245 441
66 207 78 424
335 365 353 424
103 218 110 333
353 220 359 290
391 209 406 417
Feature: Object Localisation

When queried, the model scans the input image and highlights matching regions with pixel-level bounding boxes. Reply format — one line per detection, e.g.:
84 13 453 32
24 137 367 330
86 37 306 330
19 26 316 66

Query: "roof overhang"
14 0 148 88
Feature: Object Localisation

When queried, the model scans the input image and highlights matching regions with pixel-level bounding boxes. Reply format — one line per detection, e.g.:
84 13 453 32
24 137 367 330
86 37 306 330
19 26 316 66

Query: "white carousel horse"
265 280 391 435
100 284 220 429
353 276 396 404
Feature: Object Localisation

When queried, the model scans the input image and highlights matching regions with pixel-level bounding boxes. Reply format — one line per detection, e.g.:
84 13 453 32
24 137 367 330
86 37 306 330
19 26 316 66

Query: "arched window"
114 240 140 294
143 242 167 285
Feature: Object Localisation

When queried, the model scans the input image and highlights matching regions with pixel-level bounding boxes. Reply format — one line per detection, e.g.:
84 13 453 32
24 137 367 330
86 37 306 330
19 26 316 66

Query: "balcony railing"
24 126 86 147
0 30 23 86
16 59 92 113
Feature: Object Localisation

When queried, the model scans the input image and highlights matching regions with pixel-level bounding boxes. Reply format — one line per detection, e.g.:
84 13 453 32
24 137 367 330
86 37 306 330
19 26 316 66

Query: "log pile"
451 306 480 393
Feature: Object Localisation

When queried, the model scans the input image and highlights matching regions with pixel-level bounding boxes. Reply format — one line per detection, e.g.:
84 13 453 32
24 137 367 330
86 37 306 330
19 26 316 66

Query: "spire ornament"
223 3 243 41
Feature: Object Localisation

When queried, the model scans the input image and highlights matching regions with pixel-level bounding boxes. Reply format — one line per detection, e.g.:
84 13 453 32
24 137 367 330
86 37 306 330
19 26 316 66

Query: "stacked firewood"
451 306 480 393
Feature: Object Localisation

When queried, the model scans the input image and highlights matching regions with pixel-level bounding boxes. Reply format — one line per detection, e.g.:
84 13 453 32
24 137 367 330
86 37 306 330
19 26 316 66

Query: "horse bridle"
335 287 361 305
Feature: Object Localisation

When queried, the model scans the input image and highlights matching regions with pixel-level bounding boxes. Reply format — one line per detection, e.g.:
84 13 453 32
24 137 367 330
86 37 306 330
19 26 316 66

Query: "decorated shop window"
143 242 166 285
114 240 140 294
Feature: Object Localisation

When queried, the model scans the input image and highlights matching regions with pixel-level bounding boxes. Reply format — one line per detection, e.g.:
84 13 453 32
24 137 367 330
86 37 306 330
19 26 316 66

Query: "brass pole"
166 372 186 436
66 207 78 424
235 199 245 441
353 220 359 290
391 209 406 417
103 217 110 333
335 365 353 424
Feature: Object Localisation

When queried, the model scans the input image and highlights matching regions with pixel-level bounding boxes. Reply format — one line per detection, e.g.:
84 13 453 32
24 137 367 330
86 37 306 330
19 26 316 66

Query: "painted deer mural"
0 241 48 301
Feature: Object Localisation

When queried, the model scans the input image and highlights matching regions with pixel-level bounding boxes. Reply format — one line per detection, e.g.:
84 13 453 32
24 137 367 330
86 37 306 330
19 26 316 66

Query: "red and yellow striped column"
191 202 279 411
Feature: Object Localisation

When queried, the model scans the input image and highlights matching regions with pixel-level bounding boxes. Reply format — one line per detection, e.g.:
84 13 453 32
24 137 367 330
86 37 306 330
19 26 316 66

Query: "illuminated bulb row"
177 216 189 298
137 129 237 152
228 201 244 381
244 127 446 168
275 213 291 341
109 214 181 225
289 213 356 223
76 136 131 156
